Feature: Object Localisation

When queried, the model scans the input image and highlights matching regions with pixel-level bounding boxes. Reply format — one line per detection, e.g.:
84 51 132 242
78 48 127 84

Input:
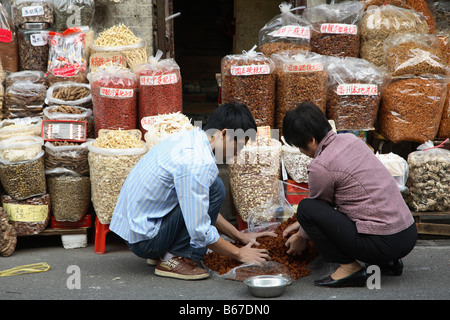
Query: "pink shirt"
307 131 414 235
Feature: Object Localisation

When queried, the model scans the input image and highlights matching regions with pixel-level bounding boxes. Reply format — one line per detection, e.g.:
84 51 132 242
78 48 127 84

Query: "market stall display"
221 46 276 127
44 140 90 176
258 2 311 57
134 50 183 133
12 0 54 27
271 50 327 134
4 81 46 119
88 130 147 224
303 0 364 57
45 82 92 109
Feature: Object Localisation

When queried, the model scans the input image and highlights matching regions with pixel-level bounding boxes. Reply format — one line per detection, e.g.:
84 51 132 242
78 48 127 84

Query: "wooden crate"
412 211 450 236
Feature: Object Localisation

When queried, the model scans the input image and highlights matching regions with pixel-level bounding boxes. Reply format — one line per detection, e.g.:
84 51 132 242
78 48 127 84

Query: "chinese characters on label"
140 73 179 86
230 64 271 76
337 84 378 96
100 87 134 98
271 25 311 39
22 6 45 17
30 33 48 46
283 62 323 73
320 24 358 35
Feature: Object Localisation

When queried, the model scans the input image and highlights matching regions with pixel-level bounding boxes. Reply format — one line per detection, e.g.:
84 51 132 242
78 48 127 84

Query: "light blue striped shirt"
109 127 220 248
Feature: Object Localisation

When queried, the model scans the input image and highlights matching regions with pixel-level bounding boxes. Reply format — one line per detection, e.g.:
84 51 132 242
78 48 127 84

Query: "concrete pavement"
1 234 449 302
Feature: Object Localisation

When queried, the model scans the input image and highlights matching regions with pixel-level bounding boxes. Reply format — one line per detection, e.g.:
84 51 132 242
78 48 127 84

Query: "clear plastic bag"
436 83 449 140
47 27 88 84
0 117 42 140
88 65 138 137
0 135 43 163
303 0 364 57
326 56 386 131
228 137 282 224
134 50 183 132
45 82 92 108
221 46 276 127
271 50 327 134
281 137 312 184
360 4 428 67
0 150 46 200
258 2 311 57
88 134 147 224
12 0 54 27
375 152 409 192
384 33 447 76
5 70 46 87
44 140 91 176
378 75 447 143
47 174 91 222
405 141 450 212
0 4 18 73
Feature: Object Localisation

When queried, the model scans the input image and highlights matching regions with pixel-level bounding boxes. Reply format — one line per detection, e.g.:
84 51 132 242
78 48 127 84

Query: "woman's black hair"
283 101 331 149
203 102 257 133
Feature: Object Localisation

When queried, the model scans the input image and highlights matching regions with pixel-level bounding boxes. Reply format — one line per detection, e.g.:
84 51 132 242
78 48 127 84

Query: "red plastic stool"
94 216 110 254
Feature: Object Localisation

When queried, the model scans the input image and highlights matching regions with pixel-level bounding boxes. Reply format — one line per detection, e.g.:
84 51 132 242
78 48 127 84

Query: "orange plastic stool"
94 216 110 254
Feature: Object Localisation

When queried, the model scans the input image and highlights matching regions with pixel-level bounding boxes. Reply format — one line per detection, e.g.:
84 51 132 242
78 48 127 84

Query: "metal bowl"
244 275 290 298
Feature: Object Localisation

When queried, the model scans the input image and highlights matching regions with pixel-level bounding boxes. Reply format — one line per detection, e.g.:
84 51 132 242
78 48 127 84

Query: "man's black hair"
203 102 257 133
283 101 331 149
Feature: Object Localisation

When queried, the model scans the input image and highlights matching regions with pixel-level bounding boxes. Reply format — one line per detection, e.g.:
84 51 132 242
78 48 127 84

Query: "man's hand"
284 231 307 256
237 241 271 264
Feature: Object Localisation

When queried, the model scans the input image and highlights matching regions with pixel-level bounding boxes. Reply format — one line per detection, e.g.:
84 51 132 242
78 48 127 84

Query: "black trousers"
297 198 417 265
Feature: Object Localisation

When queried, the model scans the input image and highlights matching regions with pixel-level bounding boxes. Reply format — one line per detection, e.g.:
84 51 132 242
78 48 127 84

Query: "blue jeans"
127 176 225 262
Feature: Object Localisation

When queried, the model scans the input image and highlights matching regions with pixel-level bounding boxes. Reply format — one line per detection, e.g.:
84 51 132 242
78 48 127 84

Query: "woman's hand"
285 231 307 256
238 231 277 246
282 221 300 238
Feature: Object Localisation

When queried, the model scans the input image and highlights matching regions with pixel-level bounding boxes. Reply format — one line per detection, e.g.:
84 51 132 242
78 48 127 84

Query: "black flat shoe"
379 259 403 276
314 268 368 288
365 259 403 276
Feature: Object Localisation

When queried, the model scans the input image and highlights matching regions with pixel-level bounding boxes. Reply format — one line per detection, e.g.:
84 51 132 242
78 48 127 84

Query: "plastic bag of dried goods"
88 65 138 136
221 45 276 127
0 4 19 72
281 136 312 184
228 136 282 224
0 117 42 140
0 135 43 163
271 50 327 134
436 83 449 140
375 152 409 192
326 56 386 131
303 0 364 57
384 33 447 76
378 75 447 143
258 2 311 57
360 4 428 67
134 50 183 132
404 141 450 212
88 130 147 224
1 193 50 236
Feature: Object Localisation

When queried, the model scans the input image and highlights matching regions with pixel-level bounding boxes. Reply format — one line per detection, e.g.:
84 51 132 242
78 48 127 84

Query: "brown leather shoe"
155 256 209 280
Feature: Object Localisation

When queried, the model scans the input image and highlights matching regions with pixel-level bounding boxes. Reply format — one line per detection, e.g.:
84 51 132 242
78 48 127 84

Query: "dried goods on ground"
203 216 318 281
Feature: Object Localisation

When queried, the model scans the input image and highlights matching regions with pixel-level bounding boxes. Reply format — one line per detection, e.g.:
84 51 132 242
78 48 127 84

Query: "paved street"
1 234 449 304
